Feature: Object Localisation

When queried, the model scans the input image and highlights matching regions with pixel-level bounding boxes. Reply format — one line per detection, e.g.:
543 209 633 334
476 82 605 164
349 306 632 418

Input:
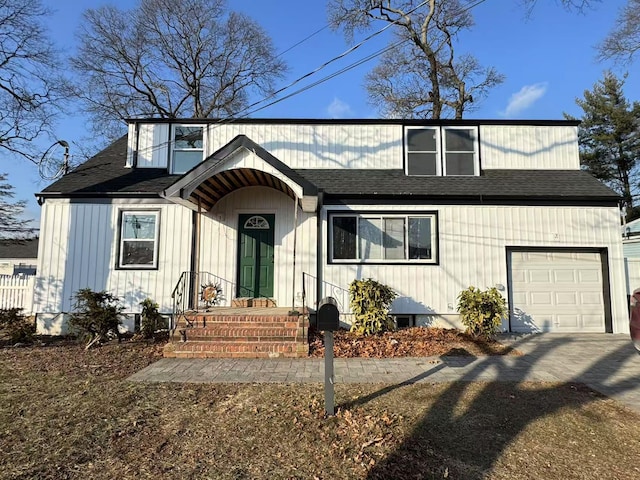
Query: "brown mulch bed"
309 327 519 357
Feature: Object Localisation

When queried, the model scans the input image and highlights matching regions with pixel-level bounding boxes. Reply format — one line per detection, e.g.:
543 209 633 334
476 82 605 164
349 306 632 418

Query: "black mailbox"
317 296 340 331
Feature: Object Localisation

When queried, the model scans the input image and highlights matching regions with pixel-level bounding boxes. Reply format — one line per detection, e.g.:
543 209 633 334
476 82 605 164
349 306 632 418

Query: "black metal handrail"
302 272 351 317
171 271 236 329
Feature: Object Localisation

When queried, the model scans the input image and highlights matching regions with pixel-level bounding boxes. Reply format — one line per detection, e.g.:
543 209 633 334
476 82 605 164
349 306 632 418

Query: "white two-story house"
34 118 627 335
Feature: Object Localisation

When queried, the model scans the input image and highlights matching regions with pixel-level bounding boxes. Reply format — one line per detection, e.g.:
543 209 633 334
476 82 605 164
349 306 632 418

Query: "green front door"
237 214 275 298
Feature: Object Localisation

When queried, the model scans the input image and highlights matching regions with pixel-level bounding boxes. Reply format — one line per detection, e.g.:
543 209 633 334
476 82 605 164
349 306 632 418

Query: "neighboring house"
0 238 38 276
622 218 640 295
34 119 627 335
622 217 640 258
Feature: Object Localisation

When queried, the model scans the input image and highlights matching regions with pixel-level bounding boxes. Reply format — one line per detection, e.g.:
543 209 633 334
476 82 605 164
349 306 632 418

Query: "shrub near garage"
457 286 507 339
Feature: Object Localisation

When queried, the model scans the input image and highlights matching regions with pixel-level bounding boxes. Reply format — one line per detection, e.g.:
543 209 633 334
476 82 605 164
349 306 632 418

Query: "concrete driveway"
129 333 640 412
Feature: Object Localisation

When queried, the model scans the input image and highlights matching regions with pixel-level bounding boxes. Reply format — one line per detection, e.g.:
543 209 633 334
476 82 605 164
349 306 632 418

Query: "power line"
241 38 411 119
276 24 330 58
228 0 431 120
132 0 489 159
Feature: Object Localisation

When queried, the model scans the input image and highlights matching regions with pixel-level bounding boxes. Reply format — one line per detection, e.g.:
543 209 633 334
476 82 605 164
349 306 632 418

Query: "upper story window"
406 126 479 176
171 125 204 174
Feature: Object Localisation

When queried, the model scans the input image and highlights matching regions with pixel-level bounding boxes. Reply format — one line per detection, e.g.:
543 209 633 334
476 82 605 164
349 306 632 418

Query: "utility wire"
132 0 489 158
227 0 431 121
276 24 330 58
240 38 411 119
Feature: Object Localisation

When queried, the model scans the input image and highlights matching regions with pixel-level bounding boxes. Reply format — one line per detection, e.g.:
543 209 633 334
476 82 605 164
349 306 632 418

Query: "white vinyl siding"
206 123 403 169
34 200 192 325
129 121 583 171
320 204 627 334
136 123 169 168
480 125 580 169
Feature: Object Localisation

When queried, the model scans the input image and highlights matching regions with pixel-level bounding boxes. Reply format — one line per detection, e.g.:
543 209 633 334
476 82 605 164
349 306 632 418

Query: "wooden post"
291 197 298 312
192 197 202 310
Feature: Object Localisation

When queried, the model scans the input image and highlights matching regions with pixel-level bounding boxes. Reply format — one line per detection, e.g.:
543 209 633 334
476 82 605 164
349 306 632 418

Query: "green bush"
139 298 166 339
457 286 507 339
0 308 35 343
349 278 397 336
69 288 123 349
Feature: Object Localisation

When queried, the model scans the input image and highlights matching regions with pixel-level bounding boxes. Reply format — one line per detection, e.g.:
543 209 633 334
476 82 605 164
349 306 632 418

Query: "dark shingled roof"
38 135 618 203
295 169 619 201
40 136 179 196
0 238 39 259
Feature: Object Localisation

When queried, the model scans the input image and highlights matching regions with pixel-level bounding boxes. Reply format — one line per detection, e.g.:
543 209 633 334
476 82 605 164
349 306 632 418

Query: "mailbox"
317 296 340 331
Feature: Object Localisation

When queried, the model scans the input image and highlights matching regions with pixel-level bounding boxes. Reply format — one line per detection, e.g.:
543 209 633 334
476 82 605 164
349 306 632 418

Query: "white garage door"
509 251 606 333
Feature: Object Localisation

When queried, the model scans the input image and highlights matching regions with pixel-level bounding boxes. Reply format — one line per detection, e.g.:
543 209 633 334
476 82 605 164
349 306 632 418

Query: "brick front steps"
164 310 309 359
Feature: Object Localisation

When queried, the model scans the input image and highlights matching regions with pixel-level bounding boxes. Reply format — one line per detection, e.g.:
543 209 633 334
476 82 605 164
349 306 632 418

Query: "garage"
508 249 610 333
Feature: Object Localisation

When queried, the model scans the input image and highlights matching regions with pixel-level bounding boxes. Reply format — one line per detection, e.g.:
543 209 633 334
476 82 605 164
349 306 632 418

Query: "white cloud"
326 97 354 118
502 82 548 118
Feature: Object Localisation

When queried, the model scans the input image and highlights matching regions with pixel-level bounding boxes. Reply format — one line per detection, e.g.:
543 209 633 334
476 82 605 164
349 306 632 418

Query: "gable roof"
0 238 39 259
164 135 318 199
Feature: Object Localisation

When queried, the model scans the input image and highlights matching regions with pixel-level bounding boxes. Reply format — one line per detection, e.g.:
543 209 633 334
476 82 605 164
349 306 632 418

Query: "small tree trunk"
85 333 103 350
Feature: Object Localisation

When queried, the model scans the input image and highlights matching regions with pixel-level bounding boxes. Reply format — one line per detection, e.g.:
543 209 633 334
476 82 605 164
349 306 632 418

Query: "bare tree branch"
0 0 68 163
71 0 287 140
598 0 640 65
329 0 503 119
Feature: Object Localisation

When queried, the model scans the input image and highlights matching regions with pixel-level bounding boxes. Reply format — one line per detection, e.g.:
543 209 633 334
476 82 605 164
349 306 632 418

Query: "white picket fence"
0 275 35 313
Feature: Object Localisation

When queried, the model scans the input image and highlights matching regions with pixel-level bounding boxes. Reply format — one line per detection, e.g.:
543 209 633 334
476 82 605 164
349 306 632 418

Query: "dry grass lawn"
1 340 640 479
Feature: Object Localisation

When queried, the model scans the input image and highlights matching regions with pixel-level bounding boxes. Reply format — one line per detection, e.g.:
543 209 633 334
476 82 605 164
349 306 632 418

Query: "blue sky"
4 0 637 226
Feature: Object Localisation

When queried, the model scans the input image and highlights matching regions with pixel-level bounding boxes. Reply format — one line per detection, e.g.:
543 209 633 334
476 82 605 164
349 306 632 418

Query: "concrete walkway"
128 333 640 412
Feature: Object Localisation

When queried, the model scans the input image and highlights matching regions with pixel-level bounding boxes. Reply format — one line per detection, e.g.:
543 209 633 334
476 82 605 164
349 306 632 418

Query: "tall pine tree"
568 72 640 219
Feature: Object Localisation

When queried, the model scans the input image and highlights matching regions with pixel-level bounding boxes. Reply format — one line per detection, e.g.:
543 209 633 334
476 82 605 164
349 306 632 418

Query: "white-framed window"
118 211 160 269
330 213 437 263
171 125 204 174
405 126 479 176
406 127 441 175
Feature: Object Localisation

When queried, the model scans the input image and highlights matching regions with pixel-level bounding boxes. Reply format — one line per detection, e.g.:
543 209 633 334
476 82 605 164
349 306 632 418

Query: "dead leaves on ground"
309 327 516 358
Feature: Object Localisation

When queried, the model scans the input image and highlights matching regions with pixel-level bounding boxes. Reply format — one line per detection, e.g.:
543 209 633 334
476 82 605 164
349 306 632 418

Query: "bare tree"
328 0 504 119
598 0 640 64
72 0 287 139
0 0 66 162
520 0 600 16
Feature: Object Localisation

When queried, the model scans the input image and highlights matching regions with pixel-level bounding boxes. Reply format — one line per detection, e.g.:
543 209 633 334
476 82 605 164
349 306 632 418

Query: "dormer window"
405 126 479 176
171 125 204 174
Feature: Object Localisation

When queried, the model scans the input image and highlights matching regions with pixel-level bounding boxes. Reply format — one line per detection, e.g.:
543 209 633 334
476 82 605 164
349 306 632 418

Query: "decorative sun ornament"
201 282 223 308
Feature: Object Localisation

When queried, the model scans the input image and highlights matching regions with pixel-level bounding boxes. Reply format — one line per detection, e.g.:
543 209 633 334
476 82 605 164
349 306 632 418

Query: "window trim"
405 126 441 176
441 126 480 176
328 211 439 265
170 124 205 174
404 125 479 177
116 210 161 270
